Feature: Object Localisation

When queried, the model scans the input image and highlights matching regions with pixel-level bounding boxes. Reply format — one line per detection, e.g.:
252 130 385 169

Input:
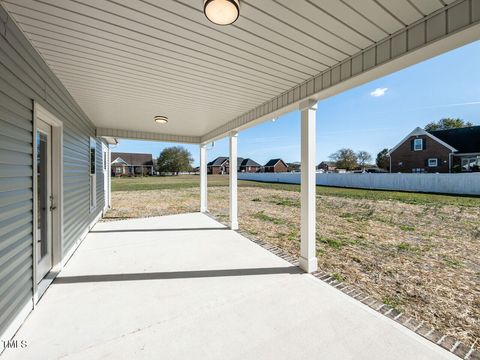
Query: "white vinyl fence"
238 172 480 196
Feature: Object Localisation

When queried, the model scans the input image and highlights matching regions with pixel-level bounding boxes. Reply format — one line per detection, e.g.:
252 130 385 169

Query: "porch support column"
299 99 318 273
229 131 238 230
200 144 208 213
107 146 112 208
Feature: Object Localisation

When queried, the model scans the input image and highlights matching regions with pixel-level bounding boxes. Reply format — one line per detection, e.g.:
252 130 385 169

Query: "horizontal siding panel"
0 49 46 104
0 104 32 131
0 177 32 193
0 226 31 253
0 200 32 222
0 247 31 286
0 284 32 337
0 70 37 110
0 164 32 178
0 234 31 269
0 213 32 238
0 149 32 166
0 188 32 207
0 89 31 119
0 36 46 93
0 134 32 154
0 269 31 315
0 272 33 332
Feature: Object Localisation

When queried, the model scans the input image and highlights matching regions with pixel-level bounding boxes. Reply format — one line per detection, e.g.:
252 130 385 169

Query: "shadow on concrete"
54 267 302 284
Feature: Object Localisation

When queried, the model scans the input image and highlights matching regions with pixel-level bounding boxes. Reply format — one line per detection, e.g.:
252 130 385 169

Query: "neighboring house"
389 126 480 173
110 152 154 176
239 158 261 173
317 161 337 172
264 158 288 173
207 157 244 174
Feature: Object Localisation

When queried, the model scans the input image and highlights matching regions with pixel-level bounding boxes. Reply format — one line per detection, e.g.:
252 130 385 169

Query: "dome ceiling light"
204 0 240 26
154 115 168 124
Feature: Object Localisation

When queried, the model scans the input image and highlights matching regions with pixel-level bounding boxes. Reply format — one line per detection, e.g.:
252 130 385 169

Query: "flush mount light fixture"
204 0 240 25
154 115 168 124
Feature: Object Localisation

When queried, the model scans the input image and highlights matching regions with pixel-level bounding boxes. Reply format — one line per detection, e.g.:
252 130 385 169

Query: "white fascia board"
201 0 480 144
97 128 201 144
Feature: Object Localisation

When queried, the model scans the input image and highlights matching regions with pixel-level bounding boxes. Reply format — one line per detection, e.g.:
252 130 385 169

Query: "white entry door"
36 119 53 282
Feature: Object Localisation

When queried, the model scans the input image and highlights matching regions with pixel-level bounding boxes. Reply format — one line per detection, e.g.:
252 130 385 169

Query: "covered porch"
2 213 456 360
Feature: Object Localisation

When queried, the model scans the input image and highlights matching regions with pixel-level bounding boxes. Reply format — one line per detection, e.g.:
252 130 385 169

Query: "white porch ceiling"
2 0 476 143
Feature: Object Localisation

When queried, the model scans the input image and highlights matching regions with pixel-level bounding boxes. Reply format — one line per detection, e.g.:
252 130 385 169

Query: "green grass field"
112 175 480 207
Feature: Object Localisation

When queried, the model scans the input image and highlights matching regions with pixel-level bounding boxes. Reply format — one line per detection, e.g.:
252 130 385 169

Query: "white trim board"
32 102 65 307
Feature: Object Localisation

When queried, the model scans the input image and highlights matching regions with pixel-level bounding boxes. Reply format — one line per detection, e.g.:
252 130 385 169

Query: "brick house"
317 161 337 172
389 126 480 173
207 157 243 174
264 159 288 173
208 157 261 174
111 152 154 176
239 158 261 173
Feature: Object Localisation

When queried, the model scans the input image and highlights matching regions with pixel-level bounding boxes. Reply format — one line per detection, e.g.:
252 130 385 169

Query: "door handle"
50 195 57 211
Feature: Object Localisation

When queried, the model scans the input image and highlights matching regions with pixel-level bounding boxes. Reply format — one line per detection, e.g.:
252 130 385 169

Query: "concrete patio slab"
2 213 457 360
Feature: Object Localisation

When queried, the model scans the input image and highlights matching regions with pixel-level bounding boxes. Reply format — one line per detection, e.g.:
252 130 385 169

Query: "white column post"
200 144 208 213
229 131 238 230
299 99 318 273
107 147 112 208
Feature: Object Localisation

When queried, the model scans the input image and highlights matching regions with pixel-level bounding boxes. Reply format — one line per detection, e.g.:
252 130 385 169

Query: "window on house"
413 138 423 151
428 158 438 167
89 137 96 211
115 167 122 174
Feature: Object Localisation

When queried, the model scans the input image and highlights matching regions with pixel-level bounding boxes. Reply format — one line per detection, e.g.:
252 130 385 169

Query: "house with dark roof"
317 161 337 172
207 156 261 174
239 158 261 173
111 152 154 176
207 156 244 174
264 159 288 173
389 126 480 173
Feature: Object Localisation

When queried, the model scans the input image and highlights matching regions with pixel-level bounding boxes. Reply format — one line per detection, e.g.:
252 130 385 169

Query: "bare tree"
357 151 372 170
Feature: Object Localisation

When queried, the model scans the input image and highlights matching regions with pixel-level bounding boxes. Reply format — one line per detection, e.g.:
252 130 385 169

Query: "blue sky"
113 41 480 167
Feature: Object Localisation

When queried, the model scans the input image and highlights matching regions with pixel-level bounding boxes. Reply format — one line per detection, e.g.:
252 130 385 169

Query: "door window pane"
90 138 96 174
37 131 48 259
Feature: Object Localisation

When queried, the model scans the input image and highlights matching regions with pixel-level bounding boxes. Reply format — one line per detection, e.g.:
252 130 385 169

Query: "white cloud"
370 87 388 97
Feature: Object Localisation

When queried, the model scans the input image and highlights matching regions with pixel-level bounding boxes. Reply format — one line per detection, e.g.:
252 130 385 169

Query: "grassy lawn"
107 175 480 348
112 175 480 207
